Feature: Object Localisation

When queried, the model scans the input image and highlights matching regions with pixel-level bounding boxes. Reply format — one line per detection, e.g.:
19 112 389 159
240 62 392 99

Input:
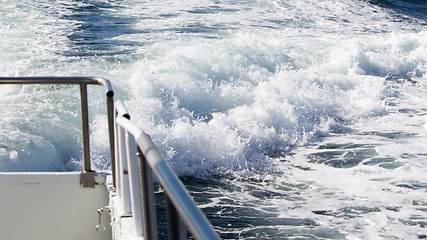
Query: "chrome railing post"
114 112 122 196
125 132 143 237
118 124 131 214
80 83 91 172
114 101 130 198
137 147 157 240
106 93 116 188
166 195 186 240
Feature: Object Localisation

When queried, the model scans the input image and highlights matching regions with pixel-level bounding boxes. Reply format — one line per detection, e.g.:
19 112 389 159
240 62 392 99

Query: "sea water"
0 0 426 239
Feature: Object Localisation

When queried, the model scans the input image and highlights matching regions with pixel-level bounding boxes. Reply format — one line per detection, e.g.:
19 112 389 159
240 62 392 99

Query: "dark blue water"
369 0 427 21
59 1 144 58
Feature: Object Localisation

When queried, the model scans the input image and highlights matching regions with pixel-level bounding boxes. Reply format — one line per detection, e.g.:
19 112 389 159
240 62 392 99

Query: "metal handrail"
0 77 221 239
114 100 221 240
0 77 115 173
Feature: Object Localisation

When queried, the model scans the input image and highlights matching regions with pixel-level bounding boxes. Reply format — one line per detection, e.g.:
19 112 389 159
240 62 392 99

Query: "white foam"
118 28 427 176
0 1 426 237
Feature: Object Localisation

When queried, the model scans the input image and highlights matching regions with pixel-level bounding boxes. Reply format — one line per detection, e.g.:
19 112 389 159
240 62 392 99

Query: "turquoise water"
0 0 426 238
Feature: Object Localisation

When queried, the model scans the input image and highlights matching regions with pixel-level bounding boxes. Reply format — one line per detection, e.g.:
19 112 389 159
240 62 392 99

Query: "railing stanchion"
118 125 131 214
166 195 186 240
137 147 157 240
80 83 91 172
114 112 122 195
125 132 143 236
107 95 116 188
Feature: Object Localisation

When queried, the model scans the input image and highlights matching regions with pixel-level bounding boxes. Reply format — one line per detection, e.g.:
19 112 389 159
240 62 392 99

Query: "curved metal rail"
114 100 220 240
0 77 115 174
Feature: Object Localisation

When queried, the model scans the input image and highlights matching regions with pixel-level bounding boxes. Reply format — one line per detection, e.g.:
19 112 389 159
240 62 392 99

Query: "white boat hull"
0 172 111 240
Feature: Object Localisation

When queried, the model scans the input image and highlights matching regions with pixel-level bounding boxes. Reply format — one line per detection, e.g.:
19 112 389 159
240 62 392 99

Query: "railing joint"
80 171 96 188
